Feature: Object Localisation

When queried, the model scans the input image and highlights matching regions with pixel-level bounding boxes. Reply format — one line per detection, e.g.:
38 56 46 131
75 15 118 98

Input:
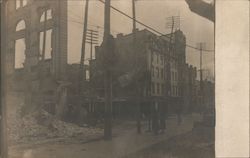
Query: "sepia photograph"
1 0 216 157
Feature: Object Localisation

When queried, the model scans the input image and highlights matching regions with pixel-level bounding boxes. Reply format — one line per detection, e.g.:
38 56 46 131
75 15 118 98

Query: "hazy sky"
67 0 214 78
14 0 214 78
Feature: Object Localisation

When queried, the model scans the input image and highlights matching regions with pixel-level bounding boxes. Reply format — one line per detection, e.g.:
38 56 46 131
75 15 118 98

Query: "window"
16 0 28 10
151 83 155 94
161 84 165 95
15 39 25 68
156 67 159 78
151 52 154 62
157 54 159 63
160 55 163 65
23 0 27 6
157 83 160 94
161 69 163 79
151 66 154 77
40 9 52 22
16 20 26 31
16 1 21 9
174 86 177 96
175 86 177 96
39 29 52 60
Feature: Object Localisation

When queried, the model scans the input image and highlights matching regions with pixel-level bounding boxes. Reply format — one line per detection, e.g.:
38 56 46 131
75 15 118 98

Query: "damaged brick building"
6 0 69 118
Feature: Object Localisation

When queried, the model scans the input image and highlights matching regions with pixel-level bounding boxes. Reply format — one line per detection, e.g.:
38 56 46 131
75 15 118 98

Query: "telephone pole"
86 29 99 63
103 0 112 140
199 43 203 96
86 29 98 113
79 0 89 94
198 43 205 107
1 0 8 157
132 0 141 134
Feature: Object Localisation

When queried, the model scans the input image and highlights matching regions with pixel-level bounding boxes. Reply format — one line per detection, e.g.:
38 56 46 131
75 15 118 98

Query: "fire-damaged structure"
6 0 68 118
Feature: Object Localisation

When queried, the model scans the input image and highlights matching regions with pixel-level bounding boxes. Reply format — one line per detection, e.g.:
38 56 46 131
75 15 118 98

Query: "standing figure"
152 101 159 135
159 103 167 133
177 104 183 125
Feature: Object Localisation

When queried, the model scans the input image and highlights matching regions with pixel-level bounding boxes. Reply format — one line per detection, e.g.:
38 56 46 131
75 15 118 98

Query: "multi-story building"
183 64 197 113
92 28 189 115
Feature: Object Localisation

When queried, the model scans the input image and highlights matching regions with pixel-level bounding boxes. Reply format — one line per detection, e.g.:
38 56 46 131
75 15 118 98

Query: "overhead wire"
97 0 214 52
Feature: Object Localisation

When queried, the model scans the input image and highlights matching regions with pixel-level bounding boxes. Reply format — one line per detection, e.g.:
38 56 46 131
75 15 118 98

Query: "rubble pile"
8 107 103 144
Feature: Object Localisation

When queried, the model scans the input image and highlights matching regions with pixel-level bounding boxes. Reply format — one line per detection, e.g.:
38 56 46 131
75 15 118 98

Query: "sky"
67 0 214 79
14 0 214 79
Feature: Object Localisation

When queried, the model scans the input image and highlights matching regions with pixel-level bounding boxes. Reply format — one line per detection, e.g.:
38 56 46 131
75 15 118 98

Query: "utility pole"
86 29 98 64
86 29 98 112
132 0 141 134
79 0 89 94
198 43 204 108
103 0 112 140
1 0 8 157
166 15 180 39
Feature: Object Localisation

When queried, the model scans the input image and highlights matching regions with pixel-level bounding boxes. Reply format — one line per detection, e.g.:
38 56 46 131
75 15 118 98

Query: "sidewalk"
9 114 201 158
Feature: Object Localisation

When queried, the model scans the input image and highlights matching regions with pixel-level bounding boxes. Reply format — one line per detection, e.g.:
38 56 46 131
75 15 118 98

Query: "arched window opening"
16 20 26 31
40 9 52 22
39 29 52 60
15 38 26 69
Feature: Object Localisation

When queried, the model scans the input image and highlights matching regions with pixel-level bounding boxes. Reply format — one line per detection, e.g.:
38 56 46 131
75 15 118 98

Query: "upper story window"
151 83 155 94
161 69 164 79
40 9 52 22
157 83 160 95
161 84 165 95
160 55 163 65
16 0 28 10
156 67 159 78
151 66 154 77
151 52 154 63
16 20 26 31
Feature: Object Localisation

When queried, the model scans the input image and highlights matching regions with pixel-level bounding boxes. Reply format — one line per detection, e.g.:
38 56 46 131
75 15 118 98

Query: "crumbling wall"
6 0 67 78
6 0 68 115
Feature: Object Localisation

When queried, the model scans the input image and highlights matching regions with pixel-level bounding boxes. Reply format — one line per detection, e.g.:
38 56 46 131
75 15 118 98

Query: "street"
9 114 203 158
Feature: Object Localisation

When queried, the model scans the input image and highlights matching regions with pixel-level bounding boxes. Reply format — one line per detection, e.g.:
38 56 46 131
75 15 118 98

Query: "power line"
97 0 214 52
69 9 122 35
68 18 124 36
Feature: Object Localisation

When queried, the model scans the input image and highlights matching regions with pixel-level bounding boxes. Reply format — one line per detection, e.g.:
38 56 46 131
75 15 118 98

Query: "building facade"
92 29 193 115
6 0 68 117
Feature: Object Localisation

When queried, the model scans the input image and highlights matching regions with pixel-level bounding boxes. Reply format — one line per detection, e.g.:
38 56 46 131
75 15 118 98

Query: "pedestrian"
159 104 167 134
152 101 159 135
177 104 182 125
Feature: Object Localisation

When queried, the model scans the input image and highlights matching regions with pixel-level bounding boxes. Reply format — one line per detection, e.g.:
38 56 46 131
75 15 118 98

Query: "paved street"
9 114 202 158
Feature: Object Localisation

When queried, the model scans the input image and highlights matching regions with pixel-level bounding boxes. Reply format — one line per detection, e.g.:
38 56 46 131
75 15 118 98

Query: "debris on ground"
8 107 103 145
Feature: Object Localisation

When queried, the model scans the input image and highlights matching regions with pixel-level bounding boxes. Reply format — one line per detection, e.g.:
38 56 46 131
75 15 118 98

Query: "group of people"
142 101 183 135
